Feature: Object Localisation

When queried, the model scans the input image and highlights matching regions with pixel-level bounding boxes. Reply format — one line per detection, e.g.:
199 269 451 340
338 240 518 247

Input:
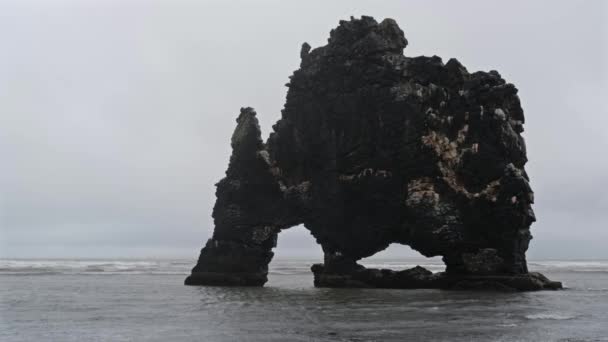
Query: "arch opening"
360 243 445 273
267 224 323 286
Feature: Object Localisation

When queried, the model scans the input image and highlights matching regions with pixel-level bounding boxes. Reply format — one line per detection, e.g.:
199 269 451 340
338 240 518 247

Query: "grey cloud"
1 0 606 259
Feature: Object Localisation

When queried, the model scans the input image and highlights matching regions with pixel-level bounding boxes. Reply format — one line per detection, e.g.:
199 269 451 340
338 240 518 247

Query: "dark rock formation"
185 16 562 291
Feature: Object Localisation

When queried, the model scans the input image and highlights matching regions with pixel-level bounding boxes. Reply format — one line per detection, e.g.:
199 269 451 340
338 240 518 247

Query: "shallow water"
1 259 608 341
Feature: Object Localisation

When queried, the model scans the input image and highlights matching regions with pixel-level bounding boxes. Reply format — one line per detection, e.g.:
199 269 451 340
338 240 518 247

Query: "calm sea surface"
1 258 608 341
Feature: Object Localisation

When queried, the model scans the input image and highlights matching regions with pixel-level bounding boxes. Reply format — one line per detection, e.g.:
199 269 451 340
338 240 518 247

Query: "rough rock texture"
185 16 561 291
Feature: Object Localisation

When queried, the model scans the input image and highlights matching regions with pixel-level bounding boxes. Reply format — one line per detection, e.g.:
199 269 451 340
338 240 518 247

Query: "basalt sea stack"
186 16 561 291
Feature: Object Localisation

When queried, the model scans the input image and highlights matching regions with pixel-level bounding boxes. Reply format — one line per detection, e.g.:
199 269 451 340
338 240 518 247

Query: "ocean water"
1 259 608 342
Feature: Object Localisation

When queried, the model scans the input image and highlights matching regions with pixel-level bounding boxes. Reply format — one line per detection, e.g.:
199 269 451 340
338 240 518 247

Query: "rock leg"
185 108 287 286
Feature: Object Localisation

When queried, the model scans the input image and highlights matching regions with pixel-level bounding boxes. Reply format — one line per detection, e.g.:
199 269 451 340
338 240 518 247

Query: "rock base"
184 272 267 286
311 264 562 291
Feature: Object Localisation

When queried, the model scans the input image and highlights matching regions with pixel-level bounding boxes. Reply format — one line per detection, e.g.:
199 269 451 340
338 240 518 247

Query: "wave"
0 260 190 275
2 259 608 276
525 313 577 320
360 262 446 272
269 270 306 275
528 261 608 273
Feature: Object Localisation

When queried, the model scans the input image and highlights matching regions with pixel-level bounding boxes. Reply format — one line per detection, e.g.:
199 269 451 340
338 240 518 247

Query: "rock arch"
185 16 561 291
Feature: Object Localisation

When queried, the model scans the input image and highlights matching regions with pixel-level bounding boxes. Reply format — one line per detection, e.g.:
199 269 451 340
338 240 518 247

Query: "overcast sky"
0 0 606 260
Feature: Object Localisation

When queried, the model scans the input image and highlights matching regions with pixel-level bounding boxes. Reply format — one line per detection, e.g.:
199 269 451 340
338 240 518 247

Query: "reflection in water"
189 271 607 341
1 260 608 341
